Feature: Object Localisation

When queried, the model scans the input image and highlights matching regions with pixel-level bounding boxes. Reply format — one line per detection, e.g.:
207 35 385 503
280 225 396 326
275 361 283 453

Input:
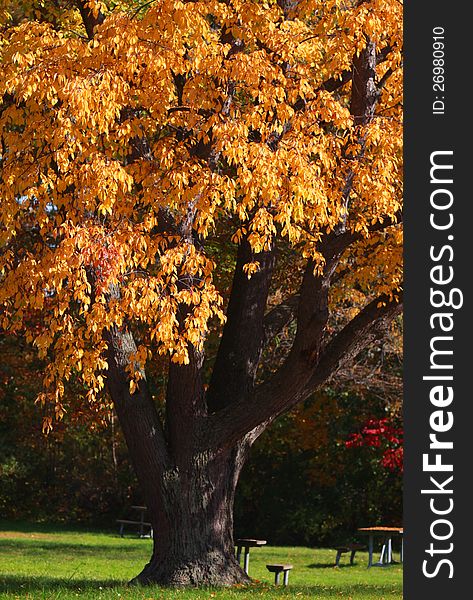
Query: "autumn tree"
0 0 403 586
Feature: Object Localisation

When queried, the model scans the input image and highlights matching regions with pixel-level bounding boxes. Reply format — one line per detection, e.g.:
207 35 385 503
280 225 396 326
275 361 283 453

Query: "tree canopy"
0 0 403 586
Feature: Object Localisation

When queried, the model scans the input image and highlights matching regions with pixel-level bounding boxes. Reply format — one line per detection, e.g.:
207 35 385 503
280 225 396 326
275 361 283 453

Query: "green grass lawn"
0 521 402 599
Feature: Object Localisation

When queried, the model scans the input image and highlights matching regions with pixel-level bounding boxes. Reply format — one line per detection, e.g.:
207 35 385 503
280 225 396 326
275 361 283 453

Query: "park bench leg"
119 523 124 537
350 550 356 565
243 548 250 574
139 513 146 537
274 571 280 585
283 570 289 586
387 538 392 564
400 538 403 563
236 546 242 565
335 550 342 566
379 542 386 564
368 536 373 568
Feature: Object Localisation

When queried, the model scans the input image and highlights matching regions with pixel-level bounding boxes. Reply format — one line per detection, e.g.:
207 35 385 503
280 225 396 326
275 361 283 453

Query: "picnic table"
235 538 267 574
357 526 403 567
117 505 153 538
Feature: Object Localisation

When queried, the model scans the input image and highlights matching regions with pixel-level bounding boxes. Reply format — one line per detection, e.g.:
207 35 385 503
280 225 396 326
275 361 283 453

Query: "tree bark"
104 318 269 585
131 442 252 586
104 318 255 586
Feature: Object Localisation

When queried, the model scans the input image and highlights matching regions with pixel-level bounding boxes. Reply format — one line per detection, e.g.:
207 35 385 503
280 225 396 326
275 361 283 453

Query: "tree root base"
129 553 251 587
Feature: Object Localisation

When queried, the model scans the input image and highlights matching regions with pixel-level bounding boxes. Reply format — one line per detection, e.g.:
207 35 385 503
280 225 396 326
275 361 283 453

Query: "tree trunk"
105 326 252 586
132 443 252 587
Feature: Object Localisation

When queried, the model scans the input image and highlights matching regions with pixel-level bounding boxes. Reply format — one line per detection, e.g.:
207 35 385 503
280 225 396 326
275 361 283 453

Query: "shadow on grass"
307 562 357 569
0 520 113 535
0 538 146 556
0 574 123 594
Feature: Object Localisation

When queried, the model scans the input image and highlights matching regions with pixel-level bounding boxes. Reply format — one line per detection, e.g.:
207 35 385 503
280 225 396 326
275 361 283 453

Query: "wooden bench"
117 506 153 538
334 543 365 566
266 564 293 585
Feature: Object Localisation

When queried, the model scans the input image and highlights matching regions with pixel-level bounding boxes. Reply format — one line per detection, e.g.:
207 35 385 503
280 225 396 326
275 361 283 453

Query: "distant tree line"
1 331 402 545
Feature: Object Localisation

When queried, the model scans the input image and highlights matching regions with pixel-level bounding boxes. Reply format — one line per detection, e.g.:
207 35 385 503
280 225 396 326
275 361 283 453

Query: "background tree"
0 0 403 586
0 333 137 522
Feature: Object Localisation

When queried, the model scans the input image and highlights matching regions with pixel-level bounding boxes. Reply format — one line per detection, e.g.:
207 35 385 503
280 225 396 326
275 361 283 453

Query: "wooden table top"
358 527 403 533
235 538 267 546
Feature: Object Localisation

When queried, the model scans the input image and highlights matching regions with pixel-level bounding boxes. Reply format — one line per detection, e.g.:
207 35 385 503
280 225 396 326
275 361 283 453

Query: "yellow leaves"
131 345 148 371
243 261 260 279
55 403 66 420
246 208 276 253
85 1 107 20
42 416 53 435
11 51 34 66
314 90 352 129
0 0 403 422
170 342 190 365
33 332 53 354
231 228 247 244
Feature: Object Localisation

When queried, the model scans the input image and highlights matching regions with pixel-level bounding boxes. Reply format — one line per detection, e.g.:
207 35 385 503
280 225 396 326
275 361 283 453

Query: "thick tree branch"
164 203 207 455
205 291 402 450
335 38 381 235
104 323 172 542
104 326 168 471
303 292 403 394
266 39 393 152
105 326 169 467
75 0 105 40
262 293 299 344
324 209 403 253
350 39 379 126
321 69 353 93
260 209 401 351
206 239 277 413
291 258 335 360
287 210 402 363
205 239 349 447
165 343 206 460
378 67 394 91
94 281 169 472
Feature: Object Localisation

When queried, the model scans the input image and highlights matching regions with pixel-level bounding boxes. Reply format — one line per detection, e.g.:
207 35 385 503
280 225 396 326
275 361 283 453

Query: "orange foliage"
0 0 403 429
